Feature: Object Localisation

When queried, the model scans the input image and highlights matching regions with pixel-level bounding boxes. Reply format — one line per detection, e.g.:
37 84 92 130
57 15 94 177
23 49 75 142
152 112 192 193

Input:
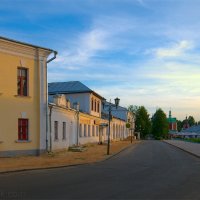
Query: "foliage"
177 120 182 132
177 115 196 131
128 105 138 114
126 123 130 128
184 138 200 143
187 116 195 127
128 105 151 139
151 108 169 139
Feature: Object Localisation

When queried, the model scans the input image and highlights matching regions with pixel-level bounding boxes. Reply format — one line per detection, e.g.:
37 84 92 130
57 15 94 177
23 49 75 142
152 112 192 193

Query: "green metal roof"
167 117 177 123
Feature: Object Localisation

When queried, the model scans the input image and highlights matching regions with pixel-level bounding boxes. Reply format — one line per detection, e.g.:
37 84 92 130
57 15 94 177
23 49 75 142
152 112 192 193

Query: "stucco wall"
0 51 40 153
49 106 76 150
65 93 90 113
0 39 51 156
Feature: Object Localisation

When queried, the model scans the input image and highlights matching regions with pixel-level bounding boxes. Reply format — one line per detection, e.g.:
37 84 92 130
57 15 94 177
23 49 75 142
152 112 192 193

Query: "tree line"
128 105 168 139
177 116 200 132
128 105 199 139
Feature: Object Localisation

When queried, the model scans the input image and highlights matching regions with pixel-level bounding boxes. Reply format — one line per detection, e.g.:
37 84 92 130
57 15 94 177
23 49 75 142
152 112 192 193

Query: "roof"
0 36 56 53
102 101 128 121
167 117 177 123
48 81 104 99
181 125 200 134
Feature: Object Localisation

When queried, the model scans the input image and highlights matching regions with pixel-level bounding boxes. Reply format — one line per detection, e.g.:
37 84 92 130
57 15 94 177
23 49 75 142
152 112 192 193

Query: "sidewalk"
164 140 200 158
0 140 140 173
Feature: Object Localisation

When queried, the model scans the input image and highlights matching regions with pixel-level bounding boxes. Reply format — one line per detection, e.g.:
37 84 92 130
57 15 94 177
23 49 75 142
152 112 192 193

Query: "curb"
162 140 200 159
103 141 140 161
0 142 139 175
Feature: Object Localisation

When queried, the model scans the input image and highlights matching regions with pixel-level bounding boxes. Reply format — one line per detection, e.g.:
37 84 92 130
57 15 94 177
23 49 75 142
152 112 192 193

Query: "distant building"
167 110 177 132
182 116 190 130
101 101 133 139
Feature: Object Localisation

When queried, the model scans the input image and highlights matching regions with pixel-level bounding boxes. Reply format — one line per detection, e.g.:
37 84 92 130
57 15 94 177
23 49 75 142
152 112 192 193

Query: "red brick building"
167 110 177 131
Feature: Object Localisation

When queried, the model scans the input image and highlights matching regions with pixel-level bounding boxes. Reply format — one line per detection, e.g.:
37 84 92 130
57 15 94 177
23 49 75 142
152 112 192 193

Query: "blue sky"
1 0 200 120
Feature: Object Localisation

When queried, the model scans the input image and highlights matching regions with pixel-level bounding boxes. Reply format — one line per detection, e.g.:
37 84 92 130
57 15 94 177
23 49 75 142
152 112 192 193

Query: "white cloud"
47 8 200 121
154 40 194 58
52 28 110 69
80 29 108 52
51 15 138 71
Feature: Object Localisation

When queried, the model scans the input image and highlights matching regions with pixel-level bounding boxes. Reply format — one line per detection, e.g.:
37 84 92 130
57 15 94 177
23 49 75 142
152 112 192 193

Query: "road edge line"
162 140 200 159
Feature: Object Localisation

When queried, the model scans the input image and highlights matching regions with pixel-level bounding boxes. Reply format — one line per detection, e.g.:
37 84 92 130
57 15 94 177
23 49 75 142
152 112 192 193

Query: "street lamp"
114 97 120 108
49 104 54 152
102 97 120 155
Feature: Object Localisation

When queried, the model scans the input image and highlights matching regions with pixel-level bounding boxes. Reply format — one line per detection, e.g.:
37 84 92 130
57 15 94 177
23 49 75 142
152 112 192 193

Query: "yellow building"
0 36 57 156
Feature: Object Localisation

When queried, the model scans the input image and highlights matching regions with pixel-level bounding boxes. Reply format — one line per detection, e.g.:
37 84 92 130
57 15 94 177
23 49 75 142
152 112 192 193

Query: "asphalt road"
0 141 200 200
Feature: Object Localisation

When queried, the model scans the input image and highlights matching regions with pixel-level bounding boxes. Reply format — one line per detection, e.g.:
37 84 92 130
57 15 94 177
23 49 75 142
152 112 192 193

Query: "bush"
184 138 200 143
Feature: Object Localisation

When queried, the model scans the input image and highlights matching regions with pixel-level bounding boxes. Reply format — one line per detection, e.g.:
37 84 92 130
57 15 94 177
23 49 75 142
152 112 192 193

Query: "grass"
184 138 200 143
175 137 200 143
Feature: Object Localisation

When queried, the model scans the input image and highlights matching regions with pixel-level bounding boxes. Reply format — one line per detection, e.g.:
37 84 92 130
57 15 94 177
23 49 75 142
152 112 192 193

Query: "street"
0 141 200 199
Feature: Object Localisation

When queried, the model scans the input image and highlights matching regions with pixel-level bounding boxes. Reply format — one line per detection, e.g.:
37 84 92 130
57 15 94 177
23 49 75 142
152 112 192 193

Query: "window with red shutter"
18 119 28 140
17 68 28 96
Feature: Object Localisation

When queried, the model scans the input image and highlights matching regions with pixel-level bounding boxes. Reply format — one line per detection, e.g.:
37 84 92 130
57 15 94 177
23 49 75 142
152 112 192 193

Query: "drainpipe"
49 104 53 152
76 110 79 146
46 51 57 152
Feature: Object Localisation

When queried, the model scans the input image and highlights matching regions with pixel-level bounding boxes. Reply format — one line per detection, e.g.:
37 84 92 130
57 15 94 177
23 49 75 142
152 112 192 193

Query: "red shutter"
18 119 28 140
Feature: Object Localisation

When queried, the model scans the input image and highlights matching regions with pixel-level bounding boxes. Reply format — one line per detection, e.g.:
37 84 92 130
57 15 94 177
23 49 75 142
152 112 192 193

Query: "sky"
1 0 200 120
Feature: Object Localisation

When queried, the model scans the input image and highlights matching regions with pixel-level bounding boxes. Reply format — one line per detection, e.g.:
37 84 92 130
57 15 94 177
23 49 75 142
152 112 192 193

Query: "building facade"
167 110 177 132
48 94 108 151
0 36 56 156
48 82 132 151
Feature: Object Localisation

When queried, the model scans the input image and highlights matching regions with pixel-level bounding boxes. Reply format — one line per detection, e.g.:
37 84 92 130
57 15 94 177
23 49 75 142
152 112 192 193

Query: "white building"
49 81 102 118
102 101 134 140
48 81 134 151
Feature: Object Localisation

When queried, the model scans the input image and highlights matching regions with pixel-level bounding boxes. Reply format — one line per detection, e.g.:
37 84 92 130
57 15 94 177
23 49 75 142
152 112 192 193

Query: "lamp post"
103 97 120 155
49 104 54 152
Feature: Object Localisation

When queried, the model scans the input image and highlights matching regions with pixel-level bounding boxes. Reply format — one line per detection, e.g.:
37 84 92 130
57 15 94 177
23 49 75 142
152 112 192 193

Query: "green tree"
152 108 169 139
187 116 195 127
127 105 138 120
129 105 151 139
177 120 182 132
181 116 195 129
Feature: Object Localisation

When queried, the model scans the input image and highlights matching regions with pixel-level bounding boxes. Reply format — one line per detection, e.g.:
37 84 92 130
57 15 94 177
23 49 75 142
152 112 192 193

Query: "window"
113 124 115 139
92 125 95 136
97 101 100 113
62 122 66 140
96 126 99 136
79 124 82 137
84 124 87 137
54 121 58 140
18 119 28 140
95 100 97 112
91 98 94 111
106 127 108 136
88 125 91 137
17 68 28 96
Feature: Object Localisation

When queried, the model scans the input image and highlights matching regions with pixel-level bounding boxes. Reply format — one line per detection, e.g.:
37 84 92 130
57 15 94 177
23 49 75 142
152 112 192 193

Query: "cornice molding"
0 39 52 60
